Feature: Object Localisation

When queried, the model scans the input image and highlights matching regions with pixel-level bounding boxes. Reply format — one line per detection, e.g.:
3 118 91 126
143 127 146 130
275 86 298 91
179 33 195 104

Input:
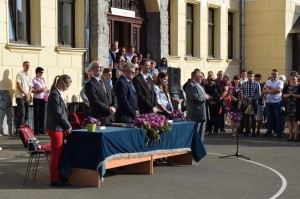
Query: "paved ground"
0 129 299 199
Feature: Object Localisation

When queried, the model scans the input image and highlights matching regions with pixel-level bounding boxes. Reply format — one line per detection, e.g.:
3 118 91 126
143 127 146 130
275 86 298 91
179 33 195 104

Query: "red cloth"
47 130 64 181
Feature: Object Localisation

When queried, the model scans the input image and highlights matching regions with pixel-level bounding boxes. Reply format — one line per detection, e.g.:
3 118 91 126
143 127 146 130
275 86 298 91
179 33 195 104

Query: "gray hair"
122 62 135 72
89 61 102 70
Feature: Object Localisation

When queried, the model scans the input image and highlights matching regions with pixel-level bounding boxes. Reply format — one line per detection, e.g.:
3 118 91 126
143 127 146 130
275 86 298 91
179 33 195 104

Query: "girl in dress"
228 75 243 138
283 71 300 142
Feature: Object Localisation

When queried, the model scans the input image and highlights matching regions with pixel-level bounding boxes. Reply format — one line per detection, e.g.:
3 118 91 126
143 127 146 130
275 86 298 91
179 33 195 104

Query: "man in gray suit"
186 70 210 142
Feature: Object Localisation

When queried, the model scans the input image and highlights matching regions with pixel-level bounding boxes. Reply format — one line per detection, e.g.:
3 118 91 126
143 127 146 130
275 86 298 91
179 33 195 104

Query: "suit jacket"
85 77 117 125
132 73 157 114
185 81 207 122
46 88 71 131
114 75 138 123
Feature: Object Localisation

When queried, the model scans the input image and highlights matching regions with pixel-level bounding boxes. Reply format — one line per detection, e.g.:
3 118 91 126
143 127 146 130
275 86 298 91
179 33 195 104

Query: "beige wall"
169 0 240 85
245 0 300 80
0 0 86 104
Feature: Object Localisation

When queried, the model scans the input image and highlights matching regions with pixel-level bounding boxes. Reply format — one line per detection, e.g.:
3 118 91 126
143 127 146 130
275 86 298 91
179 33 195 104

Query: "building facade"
1 0 300 134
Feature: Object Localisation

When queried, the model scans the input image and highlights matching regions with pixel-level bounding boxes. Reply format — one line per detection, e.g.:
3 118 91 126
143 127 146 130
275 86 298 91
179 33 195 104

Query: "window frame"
208 8 214 58
186 3 194 57
58 0 75 47
228 12 233 59
8 0 31 44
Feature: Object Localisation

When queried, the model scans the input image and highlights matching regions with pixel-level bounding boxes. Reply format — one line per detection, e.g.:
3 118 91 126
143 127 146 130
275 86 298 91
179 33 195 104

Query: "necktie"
99 79 107 93
129 81 136 93
146 77 152 91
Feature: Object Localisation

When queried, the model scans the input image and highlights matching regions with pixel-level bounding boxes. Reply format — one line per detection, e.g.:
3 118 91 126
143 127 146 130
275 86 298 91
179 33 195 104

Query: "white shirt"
15 71 33 98
154 85 172 112
264 79 283 103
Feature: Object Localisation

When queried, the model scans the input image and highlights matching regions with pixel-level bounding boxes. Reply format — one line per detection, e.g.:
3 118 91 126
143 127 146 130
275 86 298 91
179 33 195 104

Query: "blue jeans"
266 101 282 136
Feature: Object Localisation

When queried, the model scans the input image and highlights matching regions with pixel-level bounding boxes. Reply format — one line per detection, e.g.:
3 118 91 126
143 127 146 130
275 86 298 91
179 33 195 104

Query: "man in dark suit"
85 61 117 125
114 62 139 122
186 70 210 141
132 59 157 114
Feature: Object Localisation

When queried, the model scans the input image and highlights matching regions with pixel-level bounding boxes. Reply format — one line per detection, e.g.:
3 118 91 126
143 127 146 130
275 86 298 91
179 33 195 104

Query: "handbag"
43 92 49 102
245 104 254 115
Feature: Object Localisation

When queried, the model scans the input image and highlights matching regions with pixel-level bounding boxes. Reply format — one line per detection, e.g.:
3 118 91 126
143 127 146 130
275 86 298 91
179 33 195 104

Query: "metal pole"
240 0 245 71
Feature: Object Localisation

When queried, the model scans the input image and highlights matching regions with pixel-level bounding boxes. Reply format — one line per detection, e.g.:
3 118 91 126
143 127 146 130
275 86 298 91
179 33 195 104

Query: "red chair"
72 112 86 127
70 122 82 130
18 125 51 185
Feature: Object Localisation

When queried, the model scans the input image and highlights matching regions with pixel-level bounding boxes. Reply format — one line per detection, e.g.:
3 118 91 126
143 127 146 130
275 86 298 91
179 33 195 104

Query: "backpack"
18 125 42 152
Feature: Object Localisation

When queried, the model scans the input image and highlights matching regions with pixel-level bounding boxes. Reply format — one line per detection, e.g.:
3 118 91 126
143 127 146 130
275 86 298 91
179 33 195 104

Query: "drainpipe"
240 0 245 71
84 0 90 71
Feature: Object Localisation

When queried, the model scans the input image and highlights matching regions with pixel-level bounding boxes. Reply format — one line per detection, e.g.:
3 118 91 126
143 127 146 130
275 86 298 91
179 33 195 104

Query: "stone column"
146 0 169 63
159 0 169 60
89 0 109 66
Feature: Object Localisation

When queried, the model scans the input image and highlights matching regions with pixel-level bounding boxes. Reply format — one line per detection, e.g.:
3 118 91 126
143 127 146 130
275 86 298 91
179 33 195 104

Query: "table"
60 121 206 187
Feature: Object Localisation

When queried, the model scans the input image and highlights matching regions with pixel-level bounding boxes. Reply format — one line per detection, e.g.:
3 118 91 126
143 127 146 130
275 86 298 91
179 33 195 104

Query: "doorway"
113 21 130 49
108 14 143 52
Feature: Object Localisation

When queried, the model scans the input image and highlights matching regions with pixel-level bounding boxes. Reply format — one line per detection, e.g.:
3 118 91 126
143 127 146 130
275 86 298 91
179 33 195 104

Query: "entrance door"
108 14 143 52
113 21 130 50
292 34 300 72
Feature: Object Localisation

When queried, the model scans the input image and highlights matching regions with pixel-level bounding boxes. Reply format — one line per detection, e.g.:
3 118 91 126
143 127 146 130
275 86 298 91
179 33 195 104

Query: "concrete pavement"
0 129 300 199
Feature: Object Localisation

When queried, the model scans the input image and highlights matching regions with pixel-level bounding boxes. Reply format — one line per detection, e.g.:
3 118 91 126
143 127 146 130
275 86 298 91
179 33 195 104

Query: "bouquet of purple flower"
171 110 185 121
133 113 172 145
83 116 101 126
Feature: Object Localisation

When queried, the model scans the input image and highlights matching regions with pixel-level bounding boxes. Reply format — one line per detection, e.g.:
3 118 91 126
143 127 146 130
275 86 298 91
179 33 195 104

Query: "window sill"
168 56 181 60
206 58 223 62
6 44 44 53
226 59 241 63
185 56 203 61
55 47 87 55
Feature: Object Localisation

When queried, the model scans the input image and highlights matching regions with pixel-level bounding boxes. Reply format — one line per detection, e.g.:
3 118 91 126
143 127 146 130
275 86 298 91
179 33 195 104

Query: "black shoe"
51 180 68 187
220 129 225 133
262 133 271 137
251 133 257 137
256 130 260 135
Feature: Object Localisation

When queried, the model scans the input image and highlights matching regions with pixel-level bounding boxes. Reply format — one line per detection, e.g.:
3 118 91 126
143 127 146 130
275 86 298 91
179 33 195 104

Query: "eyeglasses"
127 71 135 74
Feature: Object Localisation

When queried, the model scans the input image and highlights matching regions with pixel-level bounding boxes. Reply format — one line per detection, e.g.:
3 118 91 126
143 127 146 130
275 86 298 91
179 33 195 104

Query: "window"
208 9 214 58
186 4 194 56
8 0 30 43
58 0 75 47
228 12 233 59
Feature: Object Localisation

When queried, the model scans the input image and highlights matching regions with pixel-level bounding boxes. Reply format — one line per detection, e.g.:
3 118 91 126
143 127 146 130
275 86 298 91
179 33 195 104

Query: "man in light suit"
132 59 157 114
85 61 117 125
114 62 139 123
186 70 210 141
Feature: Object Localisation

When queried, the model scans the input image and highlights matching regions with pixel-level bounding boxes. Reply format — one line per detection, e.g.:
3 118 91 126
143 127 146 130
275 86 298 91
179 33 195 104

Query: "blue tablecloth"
60 121 206 178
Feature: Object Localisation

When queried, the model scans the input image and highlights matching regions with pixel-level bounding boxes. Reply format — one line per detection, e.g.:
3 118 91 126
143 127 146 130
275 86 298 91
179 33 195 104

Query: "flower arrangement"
133 113 172 145
171 110 185 121
84 116 101 126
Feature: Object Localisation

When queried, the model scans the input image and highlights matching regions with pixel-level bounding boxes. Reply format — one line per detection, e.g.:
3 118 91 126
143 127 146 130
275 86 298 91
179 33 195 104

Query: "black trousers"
16 98 29 130
207 105 220 133
33 98 46 134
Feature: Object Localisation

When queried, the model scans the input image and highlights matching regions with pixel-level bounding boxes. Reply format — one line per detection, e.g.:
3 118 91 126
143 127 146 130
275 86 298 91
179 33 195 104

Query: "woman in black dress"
282 71 300 142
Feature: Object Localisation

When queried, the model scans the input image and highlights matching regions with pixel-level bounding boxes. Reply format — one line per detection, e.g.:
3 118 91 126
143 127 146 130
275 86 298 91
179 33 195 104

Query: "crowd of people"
183 68 300 142
5 41 300 186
